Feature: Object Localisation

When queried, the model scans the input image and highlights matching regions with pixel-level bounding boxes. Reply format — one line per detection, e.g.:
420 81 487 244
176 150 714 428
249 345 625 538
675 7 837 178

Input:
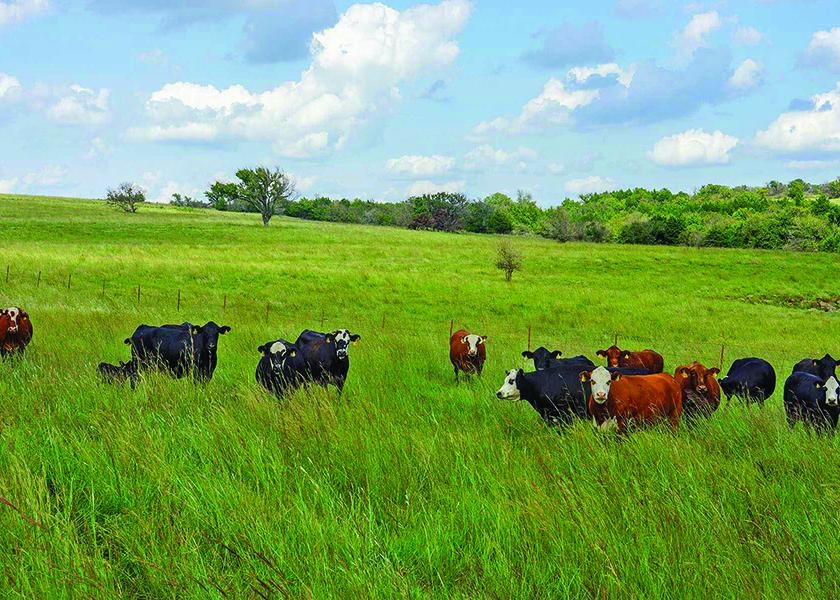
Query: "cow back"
606 373 682 426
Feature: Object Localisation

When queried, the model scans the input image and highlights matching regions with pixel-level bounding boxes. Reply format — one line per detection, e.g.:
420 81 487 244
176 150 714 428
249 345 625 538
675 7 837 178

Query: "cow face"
580 366 618 404
496 369 522 400
2 307 26 334
824 377 840 407
326 329 361 360
596 345 622 368
522 347 562 370
677 364 720 394
462 334 487 357
191 321 231 351
259 341 298 373
813 354 840 380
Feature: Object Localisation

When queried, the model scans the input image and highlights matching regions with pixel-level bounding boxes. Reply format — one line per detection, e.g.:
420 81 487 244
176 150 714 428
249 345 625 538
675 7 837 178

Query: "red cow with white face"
0 307 33 357
449 328 487 383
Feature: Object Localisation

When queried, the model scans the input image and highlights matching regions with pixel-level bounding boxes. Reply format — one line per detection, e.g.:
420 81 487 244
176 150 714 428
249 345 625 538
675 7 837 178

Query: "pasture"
1 194 839 598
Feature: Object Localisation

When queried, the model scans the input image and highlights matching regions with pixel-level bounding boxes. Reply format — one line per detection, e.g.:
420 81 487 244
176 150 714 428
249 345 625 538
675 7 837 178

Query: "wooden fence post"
36 271 41 288
102 281 106 298
449 319 454 338
381 314 386 331
177 289 181 311
67 274 71 290
223 294 227 311
527 325 532 352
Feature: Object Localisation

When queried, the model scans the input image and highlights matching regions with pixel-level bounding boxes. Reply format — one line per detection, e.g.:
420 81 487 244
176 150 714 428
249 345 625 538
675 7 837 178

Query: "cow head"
496 369 523 400
676 363 721 395
812 354 840 381
522 347 562 370
258 340 298 373
580 366 618 404
191 321 231 351
325 329 361 360
823 376 840 407
595 345 623 368
462 334 487 358
2 307 28 334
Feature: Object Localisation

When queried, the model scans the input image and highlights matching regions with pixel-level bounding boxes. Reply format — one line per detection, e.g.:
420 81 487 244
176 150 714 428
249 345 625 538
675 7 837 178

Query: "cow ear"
596 349 607 357
835 360 840 366
517 368 524 377
612 371 622 381
579 371 590 383
462 336 469 344
325 333 334 343
678 367 690 378
813 360 819 366
551 350 562 359
257 344 268 355
480 336 487 343
522 351 533 359
350 334 361 342
707 367 720 376
220 326 231 334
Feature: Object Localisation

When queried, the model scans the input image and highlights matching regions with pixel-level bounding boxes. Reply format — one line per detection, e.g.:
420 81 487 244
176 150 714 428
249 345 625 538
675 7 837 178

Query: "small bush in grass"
495 241 522 282
105 182 145 213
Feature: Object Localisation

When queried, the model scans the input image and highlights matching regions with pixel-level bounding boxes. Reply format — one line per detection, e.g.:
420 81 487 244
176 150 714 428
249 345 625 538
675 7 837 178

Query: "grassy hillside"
1 194 839 598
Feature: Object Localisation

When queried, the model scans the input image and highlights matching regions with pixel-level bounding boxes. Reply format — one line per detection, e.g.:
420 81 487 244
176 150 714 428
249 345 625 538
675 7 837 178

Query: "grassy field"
1 194 839 598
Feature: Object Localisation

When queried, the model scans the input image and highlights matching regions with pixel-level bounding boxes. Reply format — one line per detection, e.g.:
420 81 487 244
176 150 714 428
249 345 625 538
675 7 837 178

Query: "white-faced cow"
295 329 360 393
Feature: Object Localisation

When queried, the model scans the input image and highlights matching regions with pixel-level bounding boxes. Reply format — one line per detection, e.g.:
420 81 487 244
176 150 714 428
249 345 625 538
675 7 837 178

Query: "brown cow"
674 362 721 418
449 329 486 383
596 345 664 373
0 307 33 357
580 366 681 434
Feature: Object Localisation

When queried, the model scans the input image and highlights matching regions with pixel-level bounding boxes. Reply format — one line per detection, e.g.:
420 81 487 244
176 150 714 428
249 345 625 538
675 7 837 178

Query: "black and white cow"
521 347 594 371
255 339 306 398
496 365 591 426
719 357 776 406
783 372 840 433
295 329 360 393
791 354 840 382
124 321 231 382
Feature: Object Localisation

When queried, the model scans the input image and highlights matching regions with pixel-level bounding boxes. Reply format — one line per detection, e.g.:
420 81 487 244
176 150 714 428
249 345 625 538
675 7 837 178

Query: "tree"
205 182 240 211
828 178 840 199
235 167 296 227
105 182 145 213
495 241 523 282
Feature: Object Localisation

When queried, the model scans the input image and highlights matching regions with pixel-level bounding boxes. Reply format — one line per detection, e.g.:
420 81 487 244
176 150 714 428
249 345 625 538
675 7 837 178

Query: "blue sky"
0 0 838 205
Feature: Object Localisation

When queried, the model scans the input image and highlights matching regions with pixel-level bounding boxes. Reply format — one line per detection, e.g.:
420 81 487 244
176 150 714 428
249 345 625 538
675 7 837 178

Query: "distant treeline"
182 177 840 252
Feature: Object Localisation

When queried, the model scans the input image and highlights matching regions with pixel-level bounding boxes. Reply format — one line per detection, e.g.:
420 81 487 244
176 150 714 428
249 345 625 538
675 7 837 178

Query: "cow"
580 366 682 434
124 321 231 382
255 339 306 398
719 357 776 406
674 362 721 419
595 345 664 373
791 354 840 382
97 361 137 386
295 329 360 393
496 365 591 426
783 372 840 433
0 307 33 357
449 329 486 382
521 347 594 371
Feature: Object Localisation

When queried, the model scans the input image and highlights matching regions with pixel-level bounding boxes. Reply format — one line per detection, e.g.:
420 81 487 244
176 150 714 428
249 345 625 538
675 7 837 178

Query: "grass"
1 193 840 598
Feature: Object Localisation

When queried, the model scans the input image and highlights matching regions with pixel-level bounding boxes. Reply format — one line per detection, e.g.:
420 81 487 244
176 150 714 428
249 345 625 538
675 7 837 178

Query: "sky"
0 0 838 206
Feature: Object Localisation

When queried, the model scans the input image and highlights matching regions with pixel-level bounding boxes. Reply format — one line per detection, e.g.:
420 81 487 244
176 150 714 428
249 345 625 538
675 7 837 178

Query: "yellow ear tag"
816 383 822 389
291 351 296 357
683 372 689 378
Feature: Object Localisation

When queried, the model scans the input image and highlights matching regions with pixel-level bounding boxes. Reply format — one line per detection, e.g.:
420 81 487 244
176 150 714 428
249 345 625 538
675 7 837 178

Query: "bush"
105 182 145 213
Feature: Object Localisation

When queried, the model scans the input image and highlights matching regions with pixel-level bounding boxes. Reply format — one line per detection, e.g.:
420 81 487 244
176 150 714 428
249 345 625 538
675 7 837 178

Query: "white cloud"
463 145 537 170
785 159 840 170
0 177 16 193
732 26 763 46
138 49 168 66
47 85 111 125
85 136 112 160
133 0 472 157
672 11 722 62
755 82 840 153
547 162 565 175
648 129 739 166
22 164 67 186
0 73 22 99
150 180 203 204
293 174 316 191
0 0 48 27
406 179 465 196
386 154 454 177
728 58 763 91
567 63 635 87
564 175 618 196
799 28 840 73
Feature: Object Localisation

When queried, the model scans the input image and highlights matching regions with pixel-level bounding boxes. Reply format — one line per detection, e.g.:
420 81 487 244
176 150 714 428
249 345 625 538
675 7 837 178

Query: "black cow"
521 347 595 371
719 357 776 406
97 361 136 386
295 329 360 393
124 321 230 382
255 339 306 398
783 372 840 433
791 354 840 381
495 365 593 426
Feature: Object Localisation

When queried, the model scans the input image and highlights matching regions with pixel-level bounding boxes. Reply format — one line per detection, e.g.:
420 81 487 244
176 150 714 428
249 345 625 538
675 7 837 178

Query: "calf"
595 345 663 373
450 329 486 382
125 321 231 382
791 354 840 381
97 361 137 386
496 365 591 426
255 339 306 398
295 329 360 393
674 362 721 418
0 307 33 357
783 372 840 433
522 347 594 371
580 366 681 434
719 357 776 406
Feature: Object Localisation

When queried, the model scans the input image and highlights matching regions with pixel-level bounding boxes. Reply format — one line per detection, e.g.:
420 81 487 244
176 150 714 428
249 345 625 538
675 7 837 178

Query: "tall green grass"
1 194 839 598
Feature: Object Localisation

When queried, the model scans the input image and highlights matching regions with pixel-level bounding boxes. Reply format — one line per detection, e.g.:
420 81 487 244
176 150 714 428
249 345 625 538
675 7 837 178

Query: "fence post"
36 271 41 288
67 274 71 290
223 294 227 311
381 314 385 331
102 281 105 298
719 343 725 371
177 289 181 311
449 319 454 338
527 325 532 352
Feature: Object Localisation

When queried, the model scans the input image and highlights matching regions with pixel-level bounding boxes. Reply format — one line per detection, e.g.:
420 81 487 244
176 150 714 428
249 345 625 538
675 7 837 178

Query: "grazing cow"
521 347 594 371
595 345 664 373
791 354 840 381
124 321 230 382
97 361 137 386
580 366 681 434
719 357 776 406
783 372 840 433
0 307 33 357
255 339 306 398
496 365 592 426
449 329 487 382
674 362 721 418
295 329 360 393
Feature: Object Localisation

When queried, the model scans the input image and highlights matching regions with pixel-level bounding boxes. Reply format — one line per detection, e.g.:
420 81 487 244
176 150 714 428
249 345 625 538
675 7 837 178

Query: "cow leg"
454 365 460 384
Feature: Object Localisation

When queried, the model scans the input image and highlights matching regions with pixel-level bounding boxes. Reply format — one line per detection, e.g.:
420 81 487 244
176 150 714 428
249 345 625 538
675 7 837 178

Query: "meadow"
1 194 839 598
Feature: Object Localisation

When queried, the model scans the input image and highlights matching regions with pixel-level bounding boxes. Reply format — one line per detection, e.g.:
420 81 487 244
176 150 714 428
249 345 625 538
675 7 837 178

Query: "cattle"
449 329 486 382
521 347 594 371
719 357 776 406
595 345 664 373
295 329 360 393
0 307 33 357
791 354 840 381
255 339 306 398
674 362 721 418
783 372 840 433
580 366 681 434
124 321 230 382
496 365 591 426
97 361 137 386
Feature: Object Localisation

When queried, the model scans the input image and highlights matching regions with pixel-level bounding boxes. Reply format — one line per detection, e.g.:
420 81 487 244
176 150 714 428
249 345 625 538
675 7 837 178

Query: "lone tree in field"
105 182 145 213
495 241 523 282
236 167 296 227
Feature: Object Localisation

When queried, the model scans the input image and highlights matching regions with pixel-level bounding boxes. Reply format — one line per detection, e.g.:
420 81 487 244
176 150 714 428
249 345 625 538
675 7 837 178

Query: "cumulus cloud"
22 164 67 186
406 179 465 196
648 129 739 166
132 0 472 157
521 22 614 69
755 82 840 153
0 72 22 99
564 175 618 196
0 177 16 193
732 25 763 46
47 85 111 125
799 28 840 73
386 154 455 177
672 11 722 63
0 0 48 26
728 58 763 92
463 145 537 171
